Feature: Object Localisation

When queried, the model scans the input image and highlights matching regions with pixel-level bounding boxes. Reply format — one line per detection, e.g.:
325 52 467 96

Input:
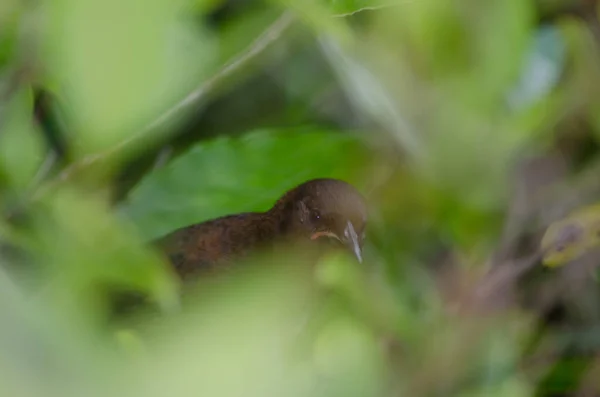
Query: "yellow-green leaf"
541 203 600 267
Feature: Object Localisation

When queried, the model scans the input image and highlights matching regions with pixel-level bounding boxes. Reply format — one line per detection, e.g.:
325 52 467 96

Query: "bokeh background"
2 0 600 396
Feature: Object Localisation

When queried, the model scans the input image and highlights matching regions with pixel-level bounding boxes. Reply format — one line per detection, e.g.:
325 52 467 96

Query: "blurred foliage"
1 0 600 396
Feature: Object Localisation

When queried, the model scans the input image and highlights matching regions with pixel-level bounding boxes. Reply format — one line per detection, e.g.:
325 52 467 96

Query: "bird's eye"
311 211 321 222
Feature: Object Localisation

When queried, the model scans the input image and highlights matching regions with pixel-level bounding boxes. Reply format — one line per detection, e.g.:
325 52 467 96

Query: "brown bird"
154 178 368 280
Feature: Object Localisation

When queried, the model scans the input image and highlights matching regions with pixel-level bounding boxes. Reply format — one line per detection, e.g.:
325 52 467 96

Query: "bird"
154 178 368 281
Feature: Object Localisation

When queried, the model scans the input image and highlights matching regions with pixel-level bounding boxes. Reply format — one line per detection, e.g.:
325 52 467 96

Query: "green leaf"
122 128 370 240
43 0 217 158
216 6 282 65
472 0 534 106
28 188 180 327
194 0 224 14
114 328 147 359
541 202 600 267
507 25 566 111
0 0 21 67
0 87 46 190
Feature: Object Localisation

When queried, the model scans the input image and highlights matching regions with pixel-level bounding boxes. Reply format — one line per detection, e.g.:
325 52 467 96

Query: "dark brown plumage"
154 178 368 280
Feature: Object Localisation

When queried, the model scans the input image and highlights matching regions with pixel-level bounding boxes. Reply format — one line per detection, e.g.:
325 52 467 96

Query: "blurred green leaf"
270 0 353 45
115 329 147 359
43 0 217 158
541 202 600 267
27 188 180 328
122 128 370 240
508 25 566 110
0 87 46 190
0 0 20 67
312 314 385 397
194 0 224 14
127 259 384 397
217 6 282 64
473 0 534 106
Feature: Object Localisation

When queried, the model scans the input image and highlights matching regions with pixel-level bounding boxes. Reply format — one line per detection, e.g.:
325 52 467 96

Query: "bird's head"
274 178 368 263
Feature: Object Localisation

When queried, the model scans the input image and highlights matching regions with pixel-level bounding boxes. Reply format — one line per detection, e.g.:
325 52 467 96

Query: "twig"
332 1 414 18
142 11 296 135
475 252 543 304
152 146 173 170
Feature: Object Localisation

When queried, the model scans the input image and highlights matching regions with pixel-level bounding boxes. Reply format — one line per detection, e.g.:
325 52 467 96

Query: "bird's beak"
343 221 363 263
310 222 363 263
